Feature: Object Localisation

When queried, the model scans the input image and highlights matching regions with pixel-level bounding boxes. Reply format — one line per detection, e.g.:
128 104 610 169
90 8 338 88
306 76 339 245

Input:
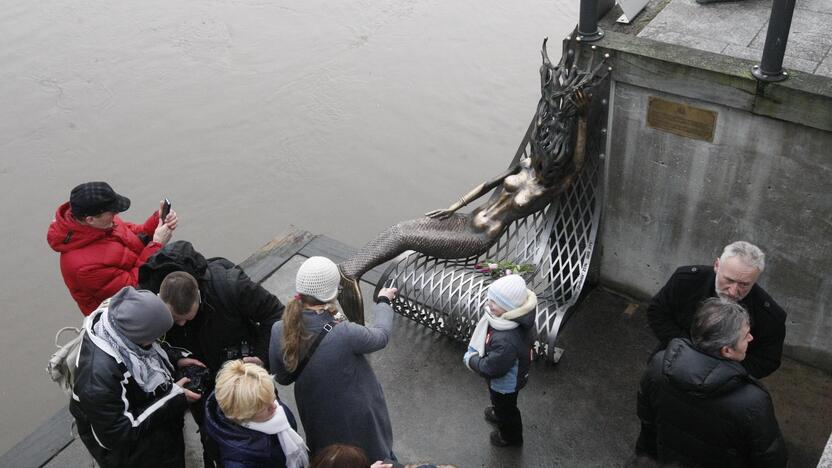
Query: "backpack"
46 305 100 396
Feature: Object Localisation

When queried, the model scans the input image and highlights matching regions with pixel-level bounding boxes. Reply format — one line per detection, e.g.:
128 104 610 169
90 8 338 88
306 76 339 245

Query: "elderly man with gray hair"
646 241 787 378
635 298 787 467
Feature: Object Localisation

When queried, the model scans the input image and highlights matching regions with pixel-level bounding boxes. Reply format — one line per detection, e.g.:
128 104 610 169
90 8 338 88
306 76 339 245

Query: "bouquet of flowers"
474 259 535 279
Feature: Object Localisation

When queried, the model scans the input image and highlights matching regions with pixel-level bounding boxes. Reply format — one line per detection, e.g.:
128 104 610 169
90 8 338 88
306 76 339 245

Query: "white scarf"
242 401 309 468
468 308 520 358
468 290 538 357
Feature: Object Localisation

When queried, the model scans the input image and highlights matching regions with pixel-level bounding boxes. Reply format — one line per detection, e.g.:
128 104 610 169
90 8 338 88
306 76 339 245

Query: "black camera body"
176 365 212 395
222 340 254 361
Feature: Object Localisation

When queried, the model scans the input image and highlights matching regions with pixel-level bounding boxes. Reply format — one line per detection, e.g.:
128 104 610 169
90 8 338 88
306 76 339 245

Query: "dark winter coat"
138 240 284 374
69 308 189 468
467 296 536 394
270 302 395 461
47 202 161 315
636 338 787 468
203 392 298 468
647 265 786 378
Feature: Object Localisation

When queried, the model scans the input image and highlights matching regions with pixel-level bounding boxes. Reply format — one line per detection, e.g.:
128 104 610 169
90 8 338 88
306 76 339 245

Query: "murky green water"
0 0 578 452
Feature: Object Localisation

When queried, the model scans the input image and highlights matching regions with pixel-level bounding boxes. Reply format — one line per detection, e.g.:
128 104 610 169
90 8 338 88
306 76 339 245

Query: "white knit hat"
296 256 341 302
488 274 528 312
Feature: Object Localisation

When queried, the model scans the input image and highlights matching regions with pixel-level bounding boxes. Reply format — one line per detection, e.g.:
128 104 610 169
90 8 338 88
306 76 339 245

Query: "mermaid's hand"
573 89 590 116
425 208 455 220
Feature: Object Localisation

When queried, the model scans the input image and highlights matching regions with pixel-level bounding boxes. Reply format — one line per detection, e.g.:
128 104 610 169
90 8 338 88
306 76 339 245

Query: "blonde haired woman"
204 360 308 468
269 256 398 461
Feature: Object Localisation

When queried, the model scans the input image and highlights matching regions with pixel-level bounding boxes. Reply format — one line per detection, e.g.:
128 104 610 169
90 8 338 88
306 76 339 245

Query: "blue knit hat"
487 275 528 312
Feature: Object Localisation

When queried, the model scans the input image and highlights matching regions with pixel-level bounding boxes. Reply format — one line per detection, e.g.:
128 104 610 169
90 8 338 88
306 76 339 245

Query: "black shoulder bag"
287 321 336 381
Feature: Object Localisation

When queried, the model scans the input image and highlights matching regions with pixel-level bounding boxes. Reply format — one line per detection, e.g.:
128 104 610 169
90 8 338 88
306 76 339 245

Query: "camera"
176 365 211 394
222 340 254 361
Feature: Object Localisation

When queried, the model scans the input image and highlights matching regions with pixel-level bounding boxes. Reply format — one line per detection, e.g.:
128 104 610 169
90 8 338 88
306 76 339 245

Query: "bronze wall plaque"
647 96 717 142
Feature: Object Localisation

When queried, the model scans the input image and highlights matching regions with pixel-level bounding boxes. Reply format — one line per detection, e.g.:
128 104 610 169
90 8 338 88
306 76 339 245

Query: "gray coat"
269 303 394 460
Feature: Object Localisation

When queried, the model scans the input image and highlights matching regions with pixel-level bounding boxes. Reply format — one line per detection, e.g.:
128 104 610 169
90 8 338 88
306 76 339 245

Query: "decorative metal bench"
374 88 608 363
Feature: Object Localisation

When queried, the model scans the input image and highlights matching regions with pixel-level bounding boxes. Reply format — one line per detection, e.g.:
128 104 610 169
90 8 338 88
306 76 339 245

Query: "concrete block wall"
592 32 832 371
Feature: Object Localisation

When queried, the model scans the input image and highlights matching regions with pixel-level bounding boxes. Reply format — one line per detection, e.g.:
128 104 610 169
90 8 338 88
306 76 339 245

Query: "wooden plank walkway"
0 407 74 468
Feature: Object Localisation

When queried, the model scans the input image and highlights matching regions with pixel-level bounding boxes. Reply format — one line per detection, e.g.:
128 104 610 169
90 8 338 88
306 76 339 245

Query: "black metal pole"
579 0 604 42
752 0 796 82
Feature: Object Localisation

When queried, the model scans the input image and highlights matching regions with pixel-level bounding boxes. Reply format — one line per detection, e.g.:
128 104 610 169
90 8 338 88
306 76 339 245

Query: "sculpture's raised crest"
532 32 610 185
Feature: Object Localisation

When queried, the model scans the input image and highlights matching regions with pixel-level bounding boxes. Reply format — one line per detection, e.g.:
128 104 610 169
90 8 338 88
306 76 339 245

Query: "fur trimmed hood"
500 289 537 324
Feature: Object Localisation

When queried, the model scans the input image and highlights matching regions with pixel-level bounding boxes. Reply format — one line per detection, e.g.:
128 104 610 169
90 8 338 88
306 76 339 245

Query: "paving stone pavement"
638 0 832 78
38 252 832 467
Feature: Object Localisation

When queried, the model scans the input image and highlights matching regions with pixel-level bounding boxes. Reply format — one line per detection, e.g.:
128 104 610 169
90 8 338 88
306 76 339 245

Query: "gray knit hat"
108 287 173 344
488 274 529 312
296 256 341 302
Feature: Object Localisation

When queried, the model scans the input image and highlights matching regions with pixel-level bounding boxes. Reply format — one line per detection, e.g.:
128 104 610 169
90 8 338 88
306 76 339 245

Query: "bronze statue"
339 35 610 322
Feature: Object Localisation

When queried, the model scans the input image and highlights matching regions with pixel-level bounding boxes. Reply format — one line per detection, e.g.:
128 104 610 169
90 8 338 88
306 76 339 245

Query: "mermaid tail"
338 266 364 324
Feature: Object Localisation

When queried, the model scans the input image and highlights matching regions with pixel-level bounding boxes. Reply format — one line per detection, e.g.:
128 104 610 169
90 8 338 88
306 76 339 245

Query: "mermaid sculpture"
339 34 610 323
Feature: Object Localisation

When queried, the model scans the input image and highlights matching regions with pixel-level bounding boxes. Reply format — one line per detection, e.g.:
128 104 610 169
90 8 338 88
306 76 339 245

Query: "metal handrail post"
579 0 605 42
752 0 796 82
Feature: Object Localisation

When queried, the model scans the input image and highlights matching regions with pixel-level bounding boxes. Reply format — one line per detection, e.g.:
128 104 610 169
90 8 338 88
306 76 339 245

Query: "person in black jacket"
463 274 537 447
636 297 787 468
139 240 284 371
646 241 786 379
139 240 284 467
70 287 202 468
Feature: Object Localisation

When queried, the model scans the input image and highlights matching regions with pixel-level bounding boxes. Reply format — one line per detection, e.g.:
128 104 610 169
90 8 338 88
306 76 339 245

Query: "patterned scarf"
93 308 174 393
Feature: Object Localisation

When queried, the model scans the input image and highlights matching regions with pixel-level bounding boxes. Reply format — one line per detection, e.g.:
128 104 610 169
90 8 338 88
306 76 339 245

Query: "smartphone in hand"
160 198 172 223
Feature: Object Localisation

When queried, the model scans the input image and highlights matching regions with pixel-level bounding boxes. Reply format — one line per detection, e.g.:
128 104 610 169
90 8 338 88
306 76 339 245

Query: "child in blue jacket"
464 274 537 447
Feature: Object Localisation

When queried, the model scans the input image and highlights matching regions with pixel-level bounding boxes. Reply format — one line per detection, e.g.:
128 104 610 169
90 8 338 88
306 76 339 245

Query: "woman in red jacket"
47 181 178 315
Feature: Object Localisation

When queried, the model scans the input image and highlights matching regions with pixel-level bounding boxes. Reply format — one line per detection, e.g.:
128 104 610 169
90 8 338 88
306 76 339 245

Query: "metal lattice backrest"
375 113 605 363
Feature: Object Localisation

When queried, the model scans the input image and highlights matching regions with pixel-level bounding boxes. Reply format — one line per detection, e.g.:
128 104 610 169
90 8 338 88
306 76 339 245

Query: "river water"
0 0 578 453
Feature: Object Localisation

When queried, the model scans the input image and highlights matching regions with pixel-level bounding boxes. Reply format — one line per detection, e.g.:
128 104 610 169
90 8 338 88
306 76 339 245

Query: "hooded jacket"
636 338 787 468
203 392 298 468
138 241 284 375
47 202 161 315
69 303 189 468
466 291 536 393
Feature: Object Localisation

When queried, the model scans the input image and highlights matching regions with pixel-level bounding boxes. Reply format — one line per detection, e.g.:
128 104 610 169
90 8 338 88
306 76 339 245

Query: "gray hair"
690 298 750 356
720 241 765 272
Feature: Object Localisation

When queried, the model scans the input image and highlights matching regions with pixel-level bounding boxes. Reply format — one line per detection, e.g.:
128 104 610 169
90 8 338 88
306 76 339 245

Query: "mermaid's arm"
572 90 590 173
425 165 521 219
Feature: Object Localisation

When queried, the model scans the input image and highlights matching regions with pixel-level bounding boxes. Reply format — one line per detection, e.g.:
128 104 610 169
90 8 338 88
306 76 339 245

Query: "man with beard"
646 241 786 378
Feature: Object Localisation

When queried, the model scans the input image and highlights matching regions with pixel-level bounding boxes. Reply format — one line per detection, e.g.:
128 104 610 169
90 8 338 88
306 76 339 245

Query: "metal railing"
579 0 605 42
752 0 797 82
578 0 798 82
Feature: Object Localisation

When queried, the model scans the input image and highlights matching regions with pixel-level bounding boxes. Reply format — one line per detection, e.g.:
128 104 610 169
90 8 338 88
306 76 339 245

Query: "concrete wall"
593 32 832 371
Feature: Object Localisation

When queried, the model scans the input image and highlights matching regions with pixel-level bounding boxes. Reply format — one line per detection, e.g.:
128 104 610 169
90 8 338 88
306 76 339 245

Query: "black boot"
484 406 499 424
490 430 522 447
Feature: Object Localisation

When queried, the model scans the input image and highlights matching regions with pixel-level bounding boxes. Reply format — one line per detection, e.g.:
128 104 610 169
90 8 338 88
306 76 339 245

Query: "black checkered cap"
70 181 131 218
